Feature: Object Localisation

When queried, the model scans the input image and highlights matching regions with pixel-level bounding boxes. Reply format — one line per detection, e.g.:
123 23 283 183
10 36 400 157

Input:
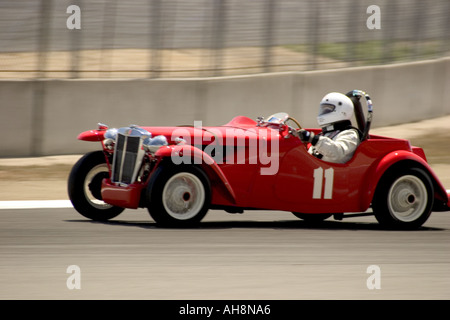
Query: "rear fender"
154 145 237 204
361 150 449 210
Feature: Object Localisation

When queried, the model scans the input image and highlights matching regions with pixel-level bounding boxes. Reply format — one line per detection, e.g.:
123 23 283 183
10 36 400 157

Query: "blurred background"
1 0 450 157
1 0 449 79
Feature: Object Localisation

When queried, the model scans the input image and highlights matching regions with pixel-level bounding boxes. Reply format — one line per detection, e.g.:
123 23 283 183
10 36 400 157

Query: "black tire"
372 167 434 229
292 212 332 222
68 151 124 221
147 165 211 227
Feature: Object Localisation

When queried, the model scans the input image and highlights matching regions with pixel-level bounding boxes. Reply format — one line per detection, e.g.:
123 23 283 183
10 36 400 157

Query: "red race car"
68 90 450 229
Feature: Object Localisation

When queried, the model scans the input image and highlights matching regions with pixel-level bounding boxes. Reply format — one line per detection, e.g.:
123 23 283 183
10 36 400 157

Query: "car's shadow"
66 218 444 231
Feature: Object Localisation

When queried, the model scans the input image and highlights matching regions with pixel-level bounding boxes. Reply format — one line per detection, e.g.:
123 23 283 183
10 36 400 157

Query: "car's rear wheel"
68 151 124 221
372 167 433 229
147 165 211 227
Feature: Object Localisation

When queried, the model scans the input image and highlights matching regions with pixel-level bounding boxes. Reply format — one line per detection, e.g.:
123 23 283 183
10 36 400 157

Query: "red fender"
77 129 105 142
361 150 449 210
155 145 237 204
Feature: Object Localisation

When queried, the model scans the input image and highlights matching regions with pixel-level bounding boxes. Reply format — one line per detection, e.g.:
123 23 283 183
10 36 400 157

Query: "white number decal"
313 167 323 199
313 167 334 199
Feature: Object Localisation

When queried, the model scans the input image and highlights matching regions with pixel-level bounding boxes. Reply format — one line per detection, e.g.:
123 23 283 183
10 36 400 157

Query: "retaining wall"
1 57 449 157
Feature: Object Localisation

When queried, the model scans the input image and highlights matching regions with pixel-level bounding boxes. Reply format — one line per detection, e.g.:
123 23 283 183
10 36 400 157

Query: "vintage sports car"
68 90 450 229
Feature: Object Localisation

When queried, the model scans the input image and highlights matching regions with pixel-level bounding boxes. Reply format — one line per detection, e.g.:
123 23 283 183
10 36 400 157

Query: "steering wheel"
286 116 302 130
285 116 309 147
258 113 303 137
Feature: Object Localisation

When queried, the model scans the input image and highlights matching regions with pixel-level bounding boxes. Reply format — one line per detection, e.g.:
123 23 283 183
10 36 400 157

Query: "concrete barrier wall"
1 57 449 157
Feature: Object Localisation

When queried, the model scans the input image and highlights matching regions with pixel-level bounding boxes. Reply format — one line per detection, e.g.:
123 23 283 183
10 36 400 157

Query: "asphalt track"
1 206 449 300
1 117 449 300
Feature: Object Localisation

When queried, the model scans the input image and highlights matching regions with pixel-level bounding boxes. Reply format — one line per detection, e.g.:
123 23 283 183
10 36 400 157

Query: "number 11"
313 167 334 199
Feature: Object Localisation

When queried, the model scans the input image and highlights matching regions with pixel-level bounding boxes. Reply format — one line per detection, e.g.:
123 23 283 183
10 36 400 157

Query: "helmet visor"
319 103 335 115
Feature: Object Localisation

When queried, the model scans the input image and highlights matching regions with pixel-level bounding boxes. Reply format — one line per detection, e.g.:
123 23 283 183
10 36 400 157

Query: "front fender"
77 129 105 142
154 145 237 204
361 150 448 210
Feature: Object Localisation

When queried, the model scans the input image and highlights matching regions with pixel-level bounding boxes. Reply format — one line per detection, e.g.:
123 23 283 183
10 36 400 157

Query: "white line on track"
1 190 449 210
0 200 72 209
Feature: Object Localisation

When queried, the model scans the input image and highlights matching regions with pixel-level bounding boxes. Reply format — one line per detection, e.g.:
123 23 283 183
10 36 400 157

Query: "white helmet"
317 92 354 128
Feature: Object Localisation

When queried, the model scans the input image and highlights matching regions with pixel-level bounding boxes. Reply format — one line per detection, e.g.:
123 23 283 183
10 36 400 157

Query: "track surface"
1 207 449 300
1 116 449 300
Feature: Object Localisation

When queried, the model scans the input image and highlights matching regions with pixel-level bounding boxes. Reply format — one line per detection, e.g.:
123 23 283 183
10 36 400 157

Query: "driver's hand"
298 129 316 144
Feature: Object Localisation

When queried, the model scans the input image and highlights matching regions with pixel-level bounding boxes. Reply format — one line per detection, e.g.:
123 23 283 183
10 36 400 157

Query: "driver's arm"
313 130 359 162
299 129 359 163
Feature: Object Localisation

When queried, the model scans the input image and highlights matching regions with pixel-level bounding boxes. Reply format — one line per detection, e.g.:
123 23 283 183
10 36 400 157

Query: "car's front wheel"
68 151 124 221
147 165 211 227
372 167 434 229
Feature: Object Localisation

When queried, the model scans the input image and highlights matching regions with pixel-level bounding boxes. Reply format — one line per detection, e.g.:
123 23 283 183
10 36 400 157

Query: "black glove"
298 129 314 142
298 129 319 145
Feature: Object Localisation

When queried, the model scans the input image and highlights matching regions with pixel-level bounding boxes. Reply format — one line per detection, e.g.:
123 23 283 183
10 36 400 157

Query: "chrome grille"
112 133 141 185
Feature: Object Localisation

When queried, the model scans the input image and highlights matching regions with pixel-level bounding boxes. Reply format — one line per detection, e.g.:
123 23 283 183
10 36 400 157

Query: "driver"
297 92 361 163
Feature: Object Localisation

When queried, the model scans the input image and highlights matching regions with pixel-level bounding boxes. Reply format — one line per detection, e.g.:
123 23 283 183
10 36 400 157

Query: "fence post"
412 0 425 60
37 0 52 79
381 1 397 64
308 1 320 70
440 0 450 56
263 0 276 73
31 0 53 156
100 0 117 77
346 0 361 65
70 0 83 79
211 0 226 76
149 0 163 78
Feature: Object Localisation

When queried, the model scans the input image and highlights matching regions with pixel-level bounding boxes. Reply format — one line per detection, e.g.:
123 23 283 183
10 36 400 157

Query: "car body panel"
76 116 450 213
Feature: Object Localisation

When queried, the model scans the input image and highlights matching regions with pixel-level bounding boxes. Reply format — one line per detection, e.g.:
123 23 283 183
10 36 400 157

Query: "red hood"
78 116 279 146
141 116 278 146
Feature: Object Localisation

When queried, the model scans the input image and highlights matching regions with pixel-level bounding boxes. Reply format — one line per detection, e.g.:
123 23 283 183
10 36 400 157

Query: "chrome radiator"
111 126 148 185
